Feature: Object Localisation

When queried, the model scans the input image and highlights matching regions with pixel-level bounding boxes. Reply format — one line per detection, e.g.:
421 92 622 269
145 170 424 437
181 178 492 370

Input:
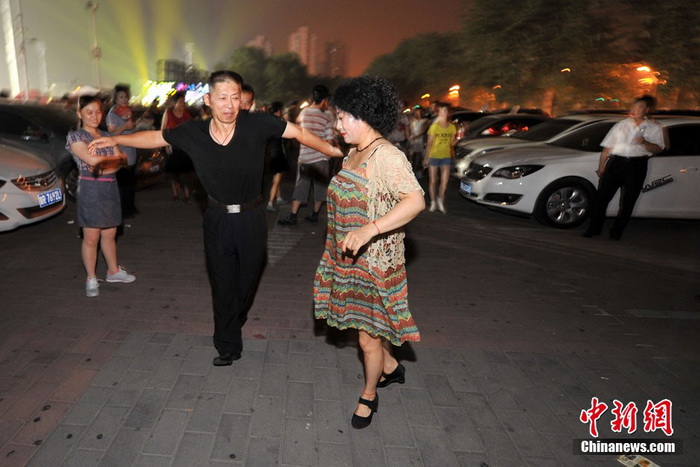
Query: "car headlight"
492 165 544 179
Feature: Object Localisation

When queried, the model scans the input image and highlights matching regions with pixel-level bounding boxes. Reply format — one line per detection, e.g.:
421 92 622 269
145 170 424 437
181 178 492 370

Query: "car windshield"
548 121 617 152
32 107 77 136
0 106 76 137
513 118 580 142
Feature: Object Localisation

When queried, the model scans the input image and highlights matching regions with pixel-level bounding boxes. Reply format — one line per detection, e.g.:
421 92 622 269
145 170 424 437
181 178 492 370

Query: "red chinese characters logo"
580 397 608 437
580 398 673 437
611 400 638 434
643 399 674 436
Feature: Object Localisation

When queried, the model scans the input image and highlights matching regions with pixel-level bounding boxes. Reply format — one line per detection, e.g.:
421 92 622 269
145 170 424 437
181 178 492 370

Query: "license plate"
38 188 63 208
460 180 472 195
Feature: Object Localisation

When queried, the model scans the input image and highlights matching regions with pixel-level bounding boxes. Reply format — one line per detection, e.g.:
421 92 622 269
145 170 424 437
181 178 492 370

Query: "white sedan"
0 141 65 232
453 113 624 178
459 117 700 228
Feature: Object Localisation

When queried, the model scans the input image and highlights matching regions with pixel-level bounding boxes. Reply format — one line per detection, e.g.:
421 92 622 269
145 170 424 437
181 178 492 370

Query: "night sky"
1 0 462 95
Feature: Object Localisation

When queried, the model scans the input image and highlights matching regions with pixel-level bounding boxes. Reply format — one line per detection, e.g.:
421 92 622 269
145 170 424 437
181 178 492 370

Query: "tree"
638 0 700 106
228 47 269 94
263 53 310 103
454 0 668 111
366 33 462 104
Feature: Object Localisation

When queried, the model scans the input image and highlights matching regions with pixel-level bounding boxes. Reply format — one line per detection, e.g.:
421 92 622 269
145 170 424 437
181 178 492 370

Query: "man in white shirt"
583 95 665 240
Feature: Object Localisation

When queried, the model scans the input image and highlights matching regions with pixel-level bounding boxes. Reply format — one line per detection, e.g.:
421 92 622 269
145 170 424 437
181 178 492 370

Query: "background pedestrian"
583 95 664 240
162 91 194 203
67 95 135 297
423 102 457 213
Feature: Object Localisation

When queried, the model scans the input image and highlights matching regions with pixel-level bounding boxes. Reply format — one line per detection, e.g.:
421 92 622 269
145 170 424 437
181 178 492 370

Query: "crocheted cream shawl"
360 144 424 272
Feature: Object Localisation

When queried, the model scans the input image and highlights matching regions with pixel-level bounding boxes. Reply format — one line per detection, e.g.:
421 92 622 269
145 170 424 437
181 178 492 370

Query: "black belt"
611 155 649 161
207 195 263 213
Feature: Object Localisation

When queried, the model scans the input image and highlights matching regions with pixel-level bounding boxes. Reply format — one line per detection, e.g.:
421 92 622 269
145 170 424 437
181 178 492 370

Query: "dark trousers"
587 156 648 237
116 165 137 217
203 207 267 355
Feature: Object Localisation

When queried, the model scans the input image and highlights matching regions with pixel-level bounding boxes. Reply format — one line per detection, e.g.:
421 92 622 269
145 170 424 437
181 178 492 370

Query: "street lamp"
448 85 460 107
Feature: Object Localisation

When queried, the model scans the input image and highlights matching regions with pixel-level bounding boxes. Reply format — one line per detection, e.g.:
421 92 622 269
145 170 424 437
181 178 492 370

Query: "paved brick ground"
1 178 698 466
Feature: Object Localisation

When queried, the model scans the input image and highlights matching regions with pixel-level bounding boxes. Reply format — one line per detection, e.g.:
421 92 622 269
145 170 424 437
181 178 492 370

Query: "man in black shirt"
90 70 342 365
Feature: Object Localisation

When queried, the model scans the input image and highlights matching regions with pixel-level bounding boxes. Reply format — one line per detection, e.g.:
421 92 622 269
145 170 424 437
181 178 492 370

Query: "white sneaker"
429 201 436 212
106 266 136 283
437 199 447 214
86 277 99 297
266 203 277 212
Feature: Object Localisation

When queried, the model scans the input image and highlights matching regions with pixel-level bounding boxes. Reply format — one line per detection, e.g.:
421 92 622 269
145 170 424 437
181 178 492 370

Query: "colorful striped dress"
314 146 421 346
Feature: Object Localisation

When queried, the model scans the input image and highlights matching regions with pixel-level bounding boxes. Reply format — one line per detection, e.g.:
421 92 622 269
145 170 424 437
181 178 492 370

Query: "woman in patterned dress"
313 76 425 429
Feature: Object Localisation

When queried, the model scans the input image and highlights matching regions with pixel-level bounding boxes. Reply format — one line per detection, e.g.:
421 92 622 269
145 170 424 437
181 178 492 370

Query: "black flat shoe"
351 394 378 429
377 363 405 388
212 352 241 366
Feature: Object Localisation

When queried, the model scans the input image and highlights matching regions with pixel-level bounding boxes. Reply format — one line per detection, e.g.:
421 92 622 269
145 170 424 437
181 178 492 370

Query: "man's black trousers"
203 207 267 356
587 156 648 237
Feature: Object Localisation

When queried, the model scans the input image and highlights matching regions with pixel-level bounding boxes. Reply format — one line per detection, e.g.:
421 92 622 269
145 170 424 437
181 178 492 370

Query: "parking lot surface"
1 179 698 466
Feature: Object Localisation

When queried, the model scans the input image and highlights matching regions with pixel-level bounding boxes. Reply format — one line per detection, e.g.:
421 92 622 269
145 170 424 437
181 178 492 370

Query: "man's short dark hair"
242 83 255 98
268 101 284 115
209 70 244 90
635 94 657 111
311 85 329 105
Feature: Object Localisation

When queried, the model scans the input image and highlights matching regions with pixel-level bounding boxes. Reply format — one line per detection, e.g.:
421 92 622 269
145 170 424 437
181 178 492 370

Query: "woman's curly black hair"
331 75 401 137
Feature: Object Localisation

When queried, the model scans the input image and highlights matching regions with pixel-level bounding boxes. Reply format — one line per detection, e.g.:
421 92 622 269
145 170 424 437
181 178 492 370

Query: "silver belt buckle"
226 204 241 214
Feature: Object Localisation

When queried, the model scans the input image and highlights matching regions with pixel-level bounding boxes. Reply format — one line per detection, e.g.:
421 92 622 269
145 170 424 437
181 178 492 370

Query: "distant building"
320 41 347 78
247 35 273 57
157 59 207 83
288 26 318 75
157 59 186 81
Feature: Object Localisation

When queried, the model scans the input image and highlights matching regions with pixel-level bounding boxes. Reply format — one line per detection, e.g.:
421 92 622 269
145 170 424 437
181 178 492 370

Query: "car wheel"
63 163 79 201
534 177 594 229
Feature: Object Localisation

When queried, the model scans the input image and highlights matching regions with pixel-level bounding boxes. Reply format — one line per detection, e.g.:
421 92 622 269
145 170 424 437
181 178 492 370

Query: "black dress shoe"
277 214 297 226
609 232 622 241
212 352 240 366
377 363 405 388
351 394 378 429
